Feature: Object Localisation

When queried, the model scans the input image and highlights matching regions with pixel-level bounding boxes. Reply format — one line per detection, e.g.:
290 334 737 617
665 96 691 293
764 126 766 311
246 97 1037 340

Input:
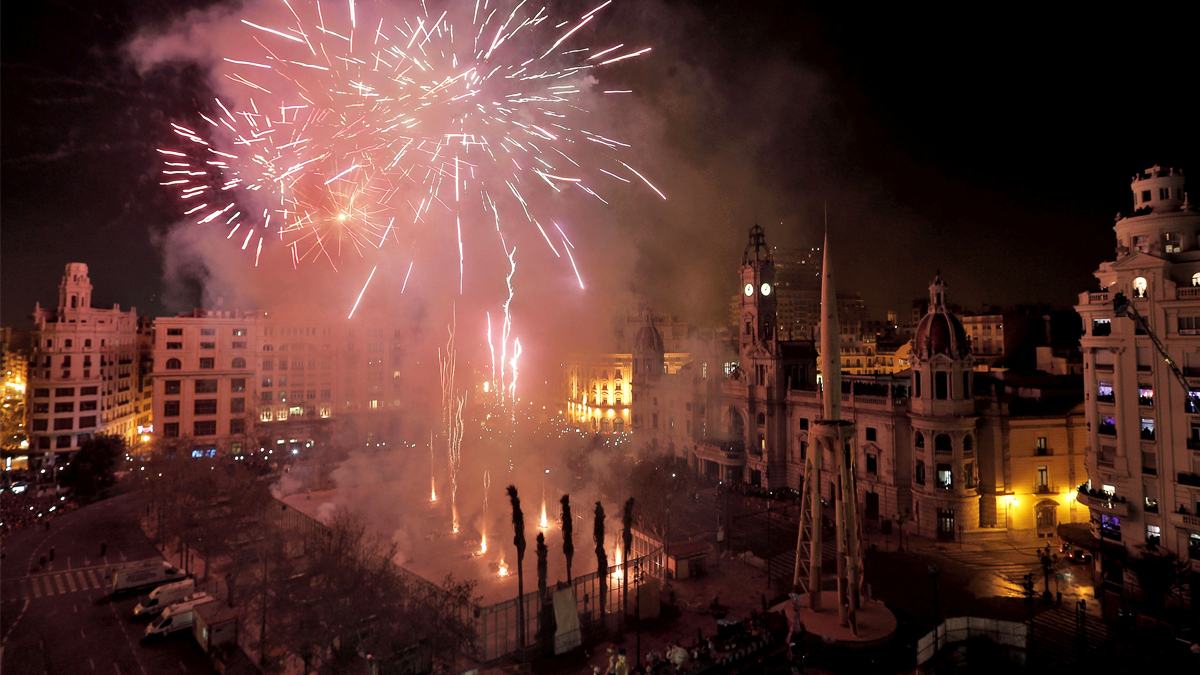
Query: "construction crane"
1112 292 1197 403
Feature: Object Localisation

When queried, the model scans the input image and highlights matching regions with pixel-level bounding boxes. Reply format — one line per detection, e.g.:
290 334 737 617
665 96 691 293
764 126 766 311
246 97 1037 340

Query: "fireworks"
440 312 465 533
158 0 661 307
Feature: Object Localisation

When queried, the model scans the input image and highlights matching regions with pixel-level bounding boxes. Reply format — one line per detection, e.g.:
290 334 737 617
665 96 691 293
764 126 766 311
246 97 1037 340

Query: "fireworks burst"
439 312 465 533
158 0 661 307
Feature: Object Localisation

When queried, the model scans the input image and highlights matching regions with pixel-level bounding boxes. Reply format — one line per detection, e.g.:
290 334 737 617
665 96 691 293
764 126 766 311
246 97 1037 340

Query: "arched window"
1133 276 1148 298
914 432 925 448
935 434 953 454
614 418 624 434
70 296 77 309
756 412 766 426
165 358 182 370
962 435 974 456
263 344 274 351
232 357 247 369
914 371 922 398
615 394 623 406
1192 272 1200 287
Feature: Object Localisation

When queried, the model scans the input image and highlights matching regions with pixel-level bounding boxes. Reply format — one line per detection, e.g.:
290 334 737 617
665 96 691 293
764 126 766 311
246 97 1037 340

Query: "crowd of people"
595 609 785 675
1 485 75 538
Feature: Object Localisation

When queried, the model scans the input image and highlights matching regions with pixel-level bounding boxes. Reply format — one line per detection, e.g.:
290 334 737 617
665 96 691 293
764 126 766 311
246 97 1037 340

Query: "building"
148 304 431 455
26 264 147 466
629 227 1088 542
2 328 30 462
151 309 257 457
1074 166 1200 594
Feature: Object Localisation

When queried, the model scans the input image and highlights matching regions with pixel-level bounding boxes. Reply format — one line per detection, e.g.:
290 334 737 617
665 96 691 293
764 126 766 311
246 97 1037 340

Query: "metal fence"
271 498 661 663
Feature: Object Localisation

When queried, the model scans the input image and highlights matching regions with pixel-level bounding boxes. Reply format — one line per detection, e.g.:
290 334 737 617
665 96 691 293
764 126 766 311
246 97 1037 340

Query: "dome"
913 275 969 361
633 310 664 355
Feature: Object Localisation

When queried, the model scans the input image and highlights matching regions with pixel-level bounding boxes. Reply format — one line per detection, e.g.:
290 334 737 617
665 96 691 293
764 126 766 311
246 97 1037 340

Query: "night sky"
3 1 1197 329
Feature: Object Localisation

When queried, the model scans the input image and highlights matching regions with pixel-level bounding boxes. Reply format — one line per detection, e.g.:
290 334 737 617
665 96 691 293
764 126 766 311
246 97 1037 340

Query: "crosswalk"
1030 600 1113 667
3 568 106 600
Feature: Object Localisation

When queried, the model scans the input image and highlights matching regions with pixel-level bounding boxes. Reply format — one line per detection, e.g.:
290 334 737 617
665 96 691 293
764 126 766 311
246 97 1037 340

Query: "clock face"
744 283 754 297
760 283 772 296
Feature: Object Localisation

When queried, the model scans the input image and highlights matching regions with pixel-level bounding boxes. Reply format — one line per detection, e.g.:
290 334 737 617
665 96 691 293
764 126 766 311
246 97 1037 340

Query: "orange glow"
540 501 549 529
612 545 624 579
498 560 510 577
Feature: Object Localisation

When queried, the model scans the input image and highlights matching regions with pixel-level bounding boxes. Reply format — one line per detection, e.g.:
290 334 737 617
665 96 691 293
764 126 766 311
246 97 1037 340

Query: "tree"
60 434 125 501
560 494 574 583
622 497 634 621
594 501 607 627
626 453 697 542
507 485 527 649
1129 550 1186 617
536 532 554 652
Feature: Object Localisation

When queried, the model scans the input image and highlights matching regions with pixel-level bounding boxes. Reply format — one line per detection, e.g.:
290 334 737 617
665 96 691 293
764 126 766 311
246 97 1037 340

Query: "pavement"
1 492 216 675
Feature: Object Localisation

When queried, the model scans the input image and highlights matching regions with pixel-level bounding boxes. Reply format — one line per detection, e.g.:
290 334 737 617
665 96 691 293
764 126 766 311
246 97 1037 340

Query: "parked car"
1067 549 1093 565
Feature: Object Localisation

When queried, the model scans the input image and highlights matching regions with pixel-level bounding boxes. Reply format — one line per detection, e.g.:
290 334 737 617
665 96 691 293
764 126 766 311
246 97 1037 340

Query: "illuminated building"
1075 166 1200 581
26 264 148 466
2 328 30 462
627 227 1088 542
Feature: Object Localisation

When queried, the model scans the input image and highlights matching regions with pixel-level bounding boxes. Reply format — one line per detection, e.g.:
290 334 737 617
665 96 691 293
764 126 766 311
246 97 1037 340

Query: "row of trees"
138 452 475 673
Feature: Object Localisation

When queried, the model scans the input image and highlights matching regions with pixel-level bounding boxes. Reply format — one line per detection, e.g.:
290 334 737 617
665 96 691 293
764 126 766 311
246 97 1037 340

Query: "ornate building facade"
630 227 1088 541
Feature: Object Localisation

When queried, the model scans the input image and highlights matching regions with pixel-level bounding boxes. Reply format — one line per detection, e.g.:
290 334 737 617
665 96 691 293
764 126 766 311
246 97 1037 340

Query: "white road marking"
77 571 89 590
90 658 96 670
65 572 78 593
115 663 122 675
87 569 101 589
32 579 42 598
42 577 54 596
54 575 67 594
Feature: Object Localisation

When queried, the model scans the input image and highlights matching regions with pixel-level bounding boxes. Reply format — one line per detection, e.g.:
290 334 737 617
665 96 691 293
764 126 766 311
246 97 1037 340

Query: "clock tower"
740 224 778 358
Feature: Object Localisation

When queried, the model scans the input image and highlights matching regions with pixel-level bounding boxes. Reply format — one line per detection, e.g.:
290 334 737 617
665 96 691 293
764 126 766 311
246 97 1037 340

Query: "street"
1 492 213 675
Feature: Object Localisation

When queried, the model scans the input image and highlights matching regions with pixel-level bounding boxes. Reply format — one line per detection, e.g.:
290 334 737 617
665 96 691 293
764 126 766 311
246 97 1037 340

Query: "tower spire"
820 224 841 421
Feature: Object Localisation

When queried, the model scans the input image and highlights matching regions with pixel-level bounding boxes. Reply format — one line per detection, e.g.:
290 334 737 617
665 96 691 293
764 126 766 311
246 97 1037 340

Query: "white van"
133 578 196 616
108 560 188 595
144 593 214 638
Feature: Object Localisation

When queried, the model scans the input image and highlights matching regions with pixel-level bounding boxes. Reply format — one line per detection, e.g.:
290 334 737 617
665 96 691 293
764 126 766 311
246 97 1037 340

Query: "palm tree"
622 497 635 621
594 501 607 626
507 485 527 648
536 532 551 650
560 494 574 583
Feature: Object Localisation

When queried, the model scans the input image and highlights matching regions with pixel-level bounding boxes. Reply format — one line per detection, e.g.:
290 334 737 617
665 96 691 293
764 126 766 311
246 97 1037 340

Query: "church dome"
913 275 969 361
634 310 664 355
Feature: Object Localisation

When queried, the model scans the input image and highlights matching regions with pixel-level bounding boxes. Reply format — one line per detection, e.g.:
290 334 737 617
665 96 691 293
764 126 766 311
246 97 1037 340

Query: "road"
1 492 212 675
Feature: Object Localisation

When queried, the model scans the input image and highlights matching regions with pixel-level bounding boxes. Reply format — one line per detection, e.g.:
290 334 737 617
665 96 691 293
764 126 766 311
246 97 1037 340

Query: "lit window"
1133 277 1148 298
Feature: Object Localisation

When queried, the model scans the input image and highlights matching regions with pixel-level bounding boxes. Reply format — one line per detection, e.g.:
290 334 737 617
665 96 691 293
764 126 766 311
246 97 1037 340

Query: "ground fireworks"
157 0 661 308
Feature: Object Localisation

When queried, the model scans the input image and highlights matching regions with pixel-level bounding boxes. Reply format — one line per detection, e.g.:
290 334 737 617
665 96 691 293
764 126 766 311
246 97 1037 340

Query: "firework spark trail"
430 431 438 502
481 469 491 554
158 0 660 312
439 310 464 534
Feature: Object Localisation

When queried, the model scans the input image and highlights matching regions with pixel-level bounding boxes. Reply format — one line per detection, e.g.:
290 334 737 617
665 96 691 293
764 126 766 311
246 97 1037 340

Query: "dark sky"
3 0 1197 329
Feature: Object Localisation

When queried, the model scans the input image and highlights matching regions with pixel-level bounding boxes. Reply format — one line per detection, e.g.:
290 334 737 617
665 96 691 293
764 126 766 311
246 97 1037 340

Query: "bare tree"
506 485 527 649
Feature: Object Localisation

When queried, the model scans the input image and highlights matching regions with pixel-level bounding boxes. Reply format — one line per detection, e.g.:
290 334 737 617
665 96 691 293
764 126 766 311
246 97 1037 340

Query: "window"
1164 232 1181 253
935 372 948 399
1138 386 1154 406
914 371 922 397
193 421 217 436
164 380 181 395
935 434 953 455
34 388 49 398
1146 524 1161 548
1193 273 1200 288
307 390 316 400
261 392 273 402
1159 188 1170 200
756 412 766 426
914 432 925 449
79 416 96 429
164 401 180 417
55 387 75 397
33 402 49 414
200 342 216 350
165 358 182 369
53 418 74 431
230 398 245 413
194 399 218 415
166 342 183 350
1133 277 1148 298
231 378 246 392
167 328 183 336
1179 316 1200 335
56 435 72 449
915 460 926 485
1142 449 1157 475
232 357 246 369
1100 514 1121 541
1099 415 1116 435
320 389 331 399
62 355 72 368
1097 382 1114 402
799 417 809 430
1140 418 1155 440
1036 466 1049 491
233 328 247 337
230 419 245 435
262 344 274 351
866 427 877 442
55 401 75 413
1092 318 1111 336
195 379 218 393
1145 491 1159 513
262 359 274 370
936 464 952 490
200 328 216 336
79 401 97 412
866 453 877 474
32 419 48 431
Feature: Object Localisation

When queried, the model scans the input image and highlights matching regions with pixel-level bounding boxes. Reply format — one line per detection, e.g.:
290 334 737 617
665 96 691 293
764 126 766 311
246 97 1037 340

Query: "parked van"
107 560 188 595
133 578 196 616
144 593 214 638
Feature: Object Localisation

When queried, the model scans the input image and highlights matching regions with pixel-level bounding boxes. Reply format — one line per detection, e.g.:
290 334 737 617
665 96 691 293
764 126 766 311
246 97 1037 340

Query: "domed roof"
913 275 969 361
633 308 664 355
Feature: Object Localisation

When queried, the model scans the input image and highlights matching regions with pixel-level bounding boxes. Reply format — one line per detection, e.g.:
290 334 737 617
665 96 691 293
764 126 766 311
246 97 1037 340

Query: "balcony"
1178 472 1200 488
1178 287 1200 300
1078 488 1129 517
1034 446 1053 457
1089 291 1110 304
1096 394 1115 403
1034 483 1057 495
1167 510 1200 530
